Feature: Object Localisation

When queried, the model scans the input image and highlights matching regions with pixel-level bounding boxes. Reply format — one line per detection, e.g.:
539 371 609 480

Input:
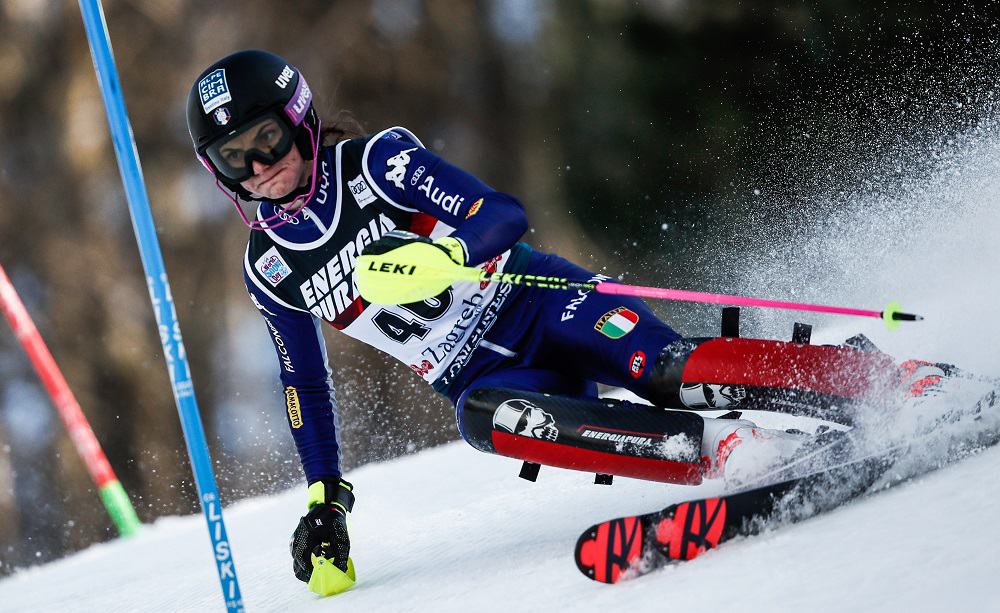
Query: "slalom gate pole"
0 262 141 536
77 1 243 610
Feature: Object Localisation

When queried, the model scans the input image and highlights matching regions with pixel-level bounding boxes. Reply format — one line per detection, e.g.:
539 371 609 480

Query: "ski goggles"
203 112 297 183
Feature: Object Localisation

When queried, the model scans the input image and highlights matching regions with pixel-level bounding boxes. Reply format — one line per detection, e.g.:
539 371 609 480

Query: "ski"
575 389 1000 584
574 441 893 583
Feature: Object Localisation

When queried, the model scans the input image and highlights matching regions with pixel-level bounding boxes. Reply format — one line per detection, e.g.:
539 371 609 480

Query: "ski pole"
594 284 918 331
0 262 141 536
356 247 922 330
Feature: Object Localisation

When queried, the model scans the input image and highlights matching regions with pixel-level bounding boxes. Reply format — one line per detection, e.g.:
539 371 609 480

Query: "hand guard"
363 229 466 265
290 479 356 595
357 230 468 304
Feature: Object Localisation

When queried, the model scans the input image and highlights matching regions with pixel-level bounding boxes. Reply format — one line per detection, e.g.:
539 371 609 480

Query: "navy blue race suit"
244 127 682 483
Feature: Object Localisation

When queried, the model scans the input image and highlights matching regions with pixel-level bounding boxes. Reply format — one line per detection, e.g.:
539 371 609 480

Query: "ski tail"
575 369 1000 585
574 515 648 584
574 445 895 584
575 495 735 584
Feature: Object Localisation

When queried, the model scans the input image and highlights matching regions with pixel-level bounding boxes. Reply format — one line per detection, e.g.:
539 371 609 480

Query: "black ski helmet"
186 49 319 198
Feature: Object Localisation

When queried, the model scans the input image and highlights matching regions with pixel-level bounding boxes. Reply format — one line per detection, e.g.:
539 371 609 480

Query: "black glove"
290 479 355 581
362 229 466 265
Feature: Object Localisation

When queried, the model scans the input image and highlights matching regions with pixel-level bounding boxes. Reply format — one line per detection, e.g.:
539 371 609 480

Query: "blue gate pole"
77 1 244 610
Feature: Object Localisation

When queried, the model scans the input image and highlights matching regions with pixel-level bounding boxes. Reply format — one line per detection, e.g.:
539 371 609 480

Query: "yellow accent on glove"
308 554 356 596
357 240 480 305
433 236 466 265
307 481 325 508
307 480 353 512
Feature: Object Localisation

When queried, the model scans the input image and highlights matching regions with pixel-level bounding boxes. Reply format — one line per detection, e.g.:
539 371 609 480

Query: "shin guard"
461 388 706 484
647 337 899 421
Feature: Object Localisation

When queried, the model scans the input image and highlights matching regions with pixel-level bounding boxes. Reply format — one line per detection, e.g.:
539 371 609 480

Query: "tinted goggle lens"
205 113 295 182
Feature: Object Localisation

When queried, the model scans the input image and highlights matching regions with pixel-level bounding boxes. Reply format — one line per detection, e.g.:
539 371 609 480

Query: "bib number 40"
372 289 453 344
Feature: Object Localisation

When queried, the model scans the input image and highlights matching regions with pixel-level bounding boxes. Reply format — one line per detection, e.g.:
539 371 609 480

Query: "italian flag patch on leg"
595 307 639 338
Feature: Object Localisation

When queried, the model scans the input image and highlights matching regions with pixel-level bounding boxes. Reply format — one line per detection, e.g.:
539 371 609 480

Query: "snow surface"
0 439 997 612
5 87 1000 613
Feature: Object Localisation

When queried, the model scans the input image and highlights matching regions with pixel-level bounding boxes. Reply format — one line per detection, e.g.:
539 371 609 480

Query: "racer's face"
239 142 310 204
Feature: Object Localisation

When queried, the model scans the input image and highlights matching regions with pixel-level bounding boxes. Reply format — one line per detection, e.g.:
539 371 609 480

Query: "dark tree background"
1 0 997 572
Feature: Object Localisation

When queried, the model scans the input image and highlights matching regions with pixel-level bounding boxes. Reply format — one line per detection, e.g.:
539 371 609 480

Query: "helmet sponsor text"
198 69 231 114
275 65 295 89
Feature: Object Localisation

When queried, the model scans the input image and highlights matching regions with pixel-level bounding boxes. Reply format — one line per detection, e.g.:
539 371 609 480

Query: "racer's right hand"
290 479 355 580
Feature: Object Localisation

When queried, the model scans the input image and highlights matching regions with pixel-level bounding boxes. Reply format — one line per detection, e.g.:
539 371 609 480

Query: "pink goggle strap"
205 116 323 231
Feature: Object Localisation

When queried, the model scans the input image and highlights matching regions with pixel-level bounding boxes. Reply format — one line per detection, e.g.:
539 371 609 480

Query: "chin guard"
308 550 356 596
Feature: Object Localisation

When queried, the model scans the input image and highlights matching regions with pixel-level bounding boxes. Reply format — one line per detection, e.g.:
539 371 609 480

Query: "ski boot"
700 417 814 484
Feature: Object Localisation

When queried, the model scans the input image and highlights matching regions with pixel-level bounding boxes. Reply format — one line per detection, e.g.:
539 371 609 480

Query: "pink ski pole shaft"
595 283 906 320
467 269 921 328
0 263 141 535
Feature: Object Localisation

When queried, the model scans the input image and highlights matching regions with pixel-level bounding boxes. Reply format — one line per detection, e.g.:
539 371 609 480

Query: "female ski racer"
186 50 935 593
